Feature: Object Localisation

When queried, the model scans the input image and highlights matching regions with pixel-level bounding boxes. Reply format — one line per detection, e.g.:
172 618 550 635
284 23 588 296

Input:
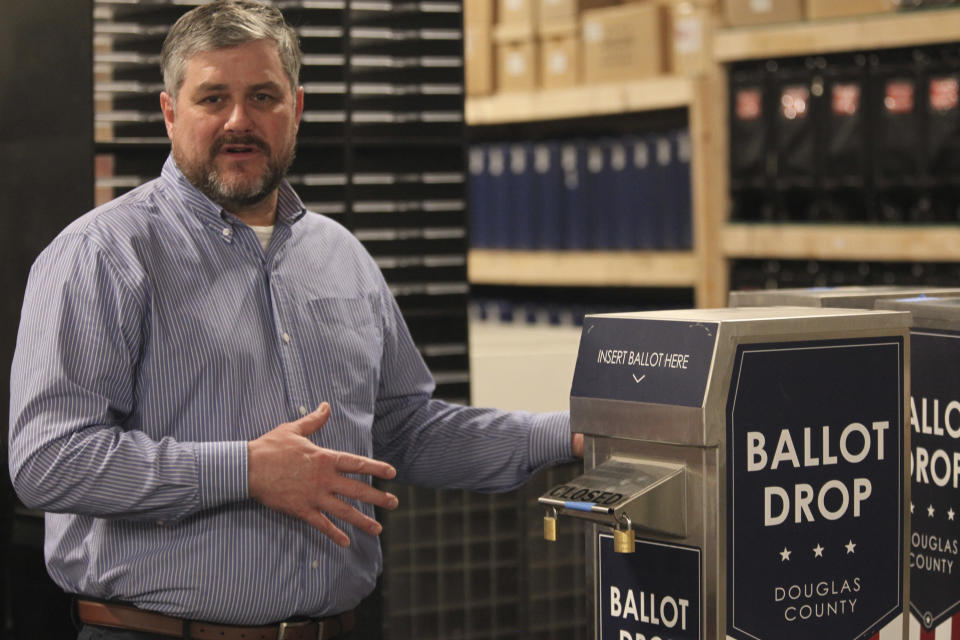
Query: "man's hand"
572 432 584 458
248 402 399 547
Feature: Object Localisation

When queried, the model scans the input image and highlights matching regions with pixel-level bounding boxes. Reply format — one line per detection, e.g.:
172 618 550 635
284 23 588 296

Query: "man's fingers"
291 402 330 437
301 510 350 548
318 495 386 538
333 450 397 481
327 475 399 511
572 432 584 458
250 408 399 547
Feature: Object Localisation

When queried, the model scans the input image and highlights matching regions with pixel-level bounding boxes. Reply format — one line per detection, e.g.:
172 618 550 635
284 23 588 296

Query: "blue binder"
468 145 491 248
648 133 676 249
561 141 589 249
532 141 564 249
486 143 510 248
607 138 634 249
584 141 615 249
628 136 656 249
508 143 536 249
673 129 694 249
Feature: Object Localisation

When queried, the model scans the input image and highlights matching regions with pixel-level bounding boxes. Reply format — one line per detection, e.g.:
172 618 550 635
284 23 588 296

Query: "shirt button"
282 332 291 344
299 405 308 416
221 227 232 237
311 560 319 569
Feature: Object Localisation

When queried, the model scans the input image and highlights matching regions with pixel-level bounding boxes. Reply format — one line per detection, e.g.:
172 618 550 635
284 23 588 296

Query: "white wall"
468 319 582 412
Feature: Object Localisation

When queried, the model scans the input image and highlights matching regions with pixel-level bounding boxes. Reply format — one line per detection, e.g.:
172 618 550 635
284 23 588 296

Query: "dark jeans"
78 624 355 640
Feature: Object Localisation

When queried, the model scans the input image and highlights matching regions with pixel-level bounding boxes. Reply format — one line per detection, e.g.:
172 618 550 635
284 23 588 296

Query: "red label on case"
832 83 860 116
930 76 959 112
736 88 763 121
885 81 915 114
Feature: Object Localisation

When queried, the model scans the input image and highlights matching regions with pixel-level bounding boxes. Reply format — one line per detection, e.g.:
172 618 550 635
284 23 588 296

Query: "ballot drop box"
540 307 911 640
875 296 960 639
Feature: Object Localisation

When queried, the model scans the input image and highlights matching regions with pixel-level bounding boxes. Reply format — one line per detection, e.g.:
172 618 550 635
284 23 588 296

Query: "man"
7 2 582 639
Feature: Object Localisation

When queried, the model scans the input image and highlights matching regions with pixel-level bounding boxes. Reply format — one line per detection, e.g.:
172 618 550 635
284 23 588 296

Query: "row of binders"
468 129 693 251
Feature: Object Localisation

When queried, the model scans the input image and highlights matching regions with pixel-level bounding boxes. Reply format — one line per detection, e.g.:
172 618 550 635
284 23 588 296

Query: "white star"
813 544 824 558
845 539 856 554
928 504 936 518
949 508 956 522
780 547 792 562
911 502 915 514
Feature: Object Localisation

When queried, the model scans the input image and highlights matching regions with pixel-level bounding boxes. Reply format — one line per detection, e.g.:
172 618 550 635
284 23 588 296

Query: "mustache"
211 136 270 155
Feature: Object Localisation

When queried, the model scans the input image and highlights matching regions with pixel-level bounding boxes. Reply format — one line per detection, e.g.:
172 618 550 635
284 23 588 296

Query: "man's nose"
225 101 253 132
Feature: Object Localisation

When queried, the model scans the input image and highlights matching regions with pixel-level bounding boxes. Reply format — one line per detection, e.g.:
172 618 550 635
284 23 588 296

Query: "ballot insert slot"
539 456 686 553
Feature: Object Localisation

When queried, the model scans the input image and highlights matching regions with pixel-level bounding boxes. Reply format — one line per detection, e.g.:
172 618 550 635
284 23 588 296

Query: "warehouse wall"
0 0 94 637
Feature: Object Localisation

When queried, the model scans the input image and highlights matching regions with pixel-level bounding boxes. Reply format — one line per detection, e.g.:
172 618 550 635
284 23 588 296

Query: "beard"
174 133 296 213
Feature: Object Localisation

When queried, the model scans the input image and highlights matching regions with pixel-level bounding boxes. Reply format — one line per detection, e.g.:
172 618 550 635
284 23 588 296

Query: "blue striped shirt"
8 155 572 624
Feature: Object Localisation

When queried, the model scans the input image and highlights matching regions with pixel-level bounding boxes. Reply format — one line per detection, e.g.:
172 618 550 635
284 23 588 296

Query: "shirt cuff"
196 441 249 510
528 411 574 472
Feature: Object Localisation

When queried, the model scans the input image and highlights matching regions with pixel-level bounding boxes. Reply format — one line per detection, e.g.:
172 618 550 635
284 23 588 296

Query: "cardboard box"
498 0 537 30
805 0 896 20
669 1 711 75
723 0 803 26
497 38 539 92
582 2 667 84
540 29 580 88
465 0 497 27
538 0 620 26
465 26 495 96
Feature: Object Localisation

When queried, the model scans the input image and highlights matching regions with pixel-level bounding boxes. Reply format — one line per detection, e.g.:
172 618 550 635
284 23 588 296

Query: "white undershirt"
248 224 275 251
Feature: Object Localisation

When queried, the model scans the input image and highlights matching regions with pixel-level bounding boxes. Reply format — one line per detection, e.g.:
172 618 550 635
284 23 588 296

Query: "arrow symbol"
632 374 646 384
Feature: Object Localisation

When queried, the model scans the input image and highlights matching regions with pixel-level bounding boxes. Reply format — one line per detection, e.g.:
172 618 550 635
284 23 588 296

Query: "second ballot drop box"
540 306 911 640
730 286 960 310
875 296 960 638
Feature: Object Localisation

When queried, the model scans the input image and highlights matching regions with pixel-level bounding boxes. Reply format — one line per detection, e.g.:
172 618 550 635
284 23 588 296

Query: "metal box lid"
729 285 960 309
570 306 910 446
876 295 960 331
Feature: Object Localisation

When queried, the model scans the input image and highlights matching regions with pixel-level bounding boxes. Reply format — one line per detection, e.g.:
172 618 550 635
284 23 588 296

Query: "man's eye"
200 96 223 105
253 93 276 103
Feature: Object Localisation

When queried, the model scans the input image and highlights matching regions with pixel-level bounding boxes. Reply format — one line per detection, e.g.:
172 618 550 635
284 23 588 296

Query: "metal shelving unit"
716 6 960 297
463 69 724 307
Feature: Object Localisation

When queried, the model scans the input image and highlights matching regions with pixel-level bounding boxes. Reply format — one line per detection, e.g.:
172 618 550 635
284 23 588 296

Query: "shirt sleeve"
7 232 247 522
370 282 574 493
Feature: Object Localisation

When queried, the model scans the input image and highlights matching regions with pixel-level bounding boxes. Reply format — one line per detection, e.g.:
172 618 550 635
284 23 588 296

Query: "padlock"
544 507 558 542
614 515 635 554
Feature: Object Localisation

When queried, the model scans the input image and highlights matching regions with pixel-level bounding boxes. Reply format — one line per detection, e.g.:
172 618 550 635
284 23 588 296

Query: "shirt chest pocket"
303 296 383 410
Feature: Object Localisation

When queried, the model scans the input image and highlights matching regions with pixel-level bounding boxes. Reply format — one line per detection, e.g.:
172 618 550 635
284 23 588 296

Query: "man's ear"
294 86 305 131
160 91 176 139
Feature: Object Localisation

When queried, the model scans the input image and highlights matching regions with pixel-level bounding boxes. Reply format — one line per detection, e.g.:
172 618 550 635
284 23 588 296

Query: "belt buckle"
278 619 319 640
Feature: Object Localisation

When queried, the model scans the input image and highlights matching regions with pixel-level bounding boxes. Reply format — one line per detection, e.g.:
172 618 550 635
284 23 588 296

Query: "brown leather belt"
76 600 354 640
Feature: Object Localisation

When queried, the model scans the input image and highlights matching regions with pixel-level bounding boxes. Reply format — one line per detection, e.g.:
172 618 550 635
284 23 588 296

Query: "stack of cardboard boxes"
465 1 496 95
465 0 713 96
494 0 541 92
466 0 911 98
722 0 898 26
539 0 603 89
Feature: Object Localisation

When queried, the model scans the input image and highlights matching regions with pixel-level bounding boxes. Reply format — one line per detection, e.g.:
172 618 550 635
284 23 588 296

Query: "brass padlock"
614 515 635 554
544 507 558 542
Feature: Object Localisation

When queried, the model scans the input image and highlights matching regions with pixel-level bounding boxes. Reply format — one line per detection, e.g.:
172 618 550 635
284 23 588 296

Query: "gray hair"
160 0 302 98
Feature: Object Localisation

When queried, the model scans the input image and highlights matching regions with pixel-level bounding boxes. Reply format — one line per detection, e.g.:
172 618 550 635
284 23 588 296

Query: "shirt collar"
160 154 307 227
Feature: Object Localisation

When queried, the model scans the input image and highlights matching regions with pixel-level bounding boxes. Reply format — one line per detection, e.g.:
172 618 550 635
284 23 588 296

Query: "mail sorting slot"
874 296 960 639
539 306 911 640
